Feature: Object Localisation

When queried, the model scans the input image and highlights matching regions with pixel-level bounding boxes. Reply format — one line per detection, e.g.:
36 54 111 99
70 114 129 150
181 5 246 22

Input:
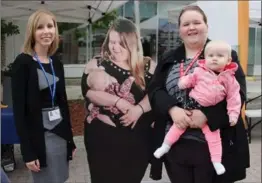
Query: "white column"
89 24 92 59
155 1 159 63
85 26 89 62
134 1 140 35
197 1 238 48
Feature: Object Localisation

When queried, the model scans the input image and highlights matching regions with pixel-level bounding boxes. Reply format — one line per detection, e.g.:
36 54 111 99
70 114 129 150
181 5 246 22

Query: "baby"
87 67 135 127
154 40 241 175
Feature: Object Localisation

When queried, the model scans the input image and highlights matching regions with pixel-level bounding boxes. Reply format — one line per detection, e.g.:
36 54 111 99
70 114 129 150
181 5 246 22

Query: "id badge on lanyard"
48 108 61 121
34 54 61 121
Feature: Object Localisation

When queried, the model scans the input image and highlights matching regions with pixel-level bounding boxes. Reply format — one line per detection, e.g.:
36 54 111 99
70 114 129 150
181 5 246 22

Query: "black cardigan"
148 40 250 182
11 53 76 167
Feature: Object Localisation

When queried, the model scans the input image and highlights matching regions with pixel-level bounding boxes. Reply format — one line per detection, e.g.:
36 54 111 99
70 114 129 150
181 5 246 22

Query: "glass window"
139 2 157 22
255 27 261 65
139 2 157 61
124 1 135 22
157 1 187 61
116 5 124 16
60 10 121 64
157 18 180 61
248 27 256 65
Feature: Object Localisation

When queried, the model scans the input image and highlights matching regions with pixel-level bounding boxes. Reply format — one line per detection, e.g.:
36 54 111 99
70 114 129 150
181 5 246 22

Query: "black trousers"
164 138 215 183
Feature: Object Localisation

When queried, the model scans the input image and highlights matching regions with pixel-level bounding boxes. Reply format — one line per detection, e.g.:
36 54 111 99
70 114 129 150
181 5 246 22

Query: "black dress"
11 53 75 167
81 58 154 183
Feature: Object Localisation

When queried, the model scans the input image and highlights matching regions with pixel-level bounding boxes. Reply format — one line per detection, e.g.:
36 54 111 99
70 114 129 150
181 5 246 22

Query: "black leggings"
164 138 215 183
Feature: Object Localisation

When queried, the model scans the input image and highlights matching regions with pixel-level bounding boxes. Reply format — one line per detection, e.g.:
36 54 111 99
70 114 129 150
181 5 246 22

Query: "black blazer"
11 53 76 167
148 39 250 182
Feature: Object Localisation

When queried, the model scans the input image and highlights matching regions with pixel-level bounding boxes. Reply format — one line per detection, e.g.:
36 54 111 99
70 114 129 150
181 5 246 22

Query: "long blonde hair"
101 18 145 89
22 9 59 56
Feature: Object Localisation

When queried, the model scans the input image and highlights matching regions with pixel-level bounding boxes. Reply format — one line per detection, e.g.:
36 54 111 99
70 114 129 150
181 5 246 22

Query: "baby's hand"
98 66 105 70
178 77 187 89
229 120 237 126
110 76 117 84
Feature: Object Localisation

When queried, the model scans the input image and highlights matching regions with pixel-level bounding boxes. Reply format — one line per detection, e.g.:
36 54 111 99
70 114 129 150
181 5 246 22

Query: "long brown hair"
101 18 145 89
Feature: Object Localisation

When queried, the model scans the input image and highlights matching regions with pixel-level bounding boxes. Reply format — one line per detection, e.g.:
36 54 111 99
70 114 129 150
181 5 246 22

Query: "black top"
148 40 250 182
81 57 156 182
165 57 205 142
11 53 76 167
37 62 59 108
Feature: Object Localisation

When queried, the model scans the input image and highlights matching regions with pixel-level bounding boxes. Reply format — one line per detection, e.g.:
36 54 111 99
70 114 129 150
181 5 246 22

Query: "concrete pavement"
5 123 261 183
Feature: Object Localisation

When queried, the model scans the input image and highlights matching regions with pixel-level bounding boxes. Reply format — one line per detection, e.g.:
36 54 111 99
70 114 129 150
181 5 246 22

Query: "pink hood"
197 59 238 75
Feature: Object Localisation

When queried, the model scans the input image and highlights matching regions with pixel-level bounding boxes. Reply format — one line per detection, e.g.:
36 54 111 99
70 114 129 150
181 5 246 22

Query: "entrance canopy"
1 1 127 23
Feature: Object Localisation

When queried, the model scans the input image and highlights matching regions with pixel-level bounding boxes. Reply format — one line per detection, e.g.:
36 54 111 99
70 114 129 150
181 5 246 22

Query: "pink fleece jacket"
179 60 241 122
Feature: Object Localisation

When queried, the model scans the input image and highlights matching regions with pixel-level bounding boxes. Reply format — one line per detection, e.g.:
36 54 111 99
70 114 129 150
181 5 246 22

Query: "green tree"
58 22 81 34
1 20 20 67
58 10 117 39
91 10 117 31
1 20 20 40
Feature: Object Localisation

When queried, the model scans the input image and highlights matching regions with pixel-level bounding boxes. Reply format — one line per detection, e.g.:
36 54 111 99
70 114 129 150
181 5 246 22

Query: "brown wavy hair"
101 18 145 89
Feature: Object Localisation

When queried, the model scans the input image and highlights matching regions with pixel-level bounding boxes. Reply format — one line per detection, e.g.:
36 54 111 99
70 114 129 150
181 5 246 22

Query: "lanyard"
180 49 203 77
34 54 56 108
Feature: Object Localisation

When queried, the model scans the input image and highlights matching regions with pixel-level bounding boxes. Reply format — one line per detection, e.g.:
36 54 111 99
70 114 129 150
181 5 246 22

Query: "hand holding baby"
178 77 187 89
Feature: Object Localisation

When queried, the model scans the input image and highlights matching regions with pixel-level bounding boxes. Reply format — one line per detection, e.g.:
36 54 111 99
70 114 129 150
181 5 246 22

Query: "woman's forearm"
86 90 119 106
138 95 151 113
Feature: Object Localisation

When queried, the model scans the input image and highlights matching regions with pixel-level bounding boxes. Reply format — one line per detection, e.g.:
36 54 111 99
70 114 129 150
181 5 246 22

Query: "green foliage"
75 28 86 39
92 10 117 31
57 22 81 34
1 20 20 40
57 10 117 40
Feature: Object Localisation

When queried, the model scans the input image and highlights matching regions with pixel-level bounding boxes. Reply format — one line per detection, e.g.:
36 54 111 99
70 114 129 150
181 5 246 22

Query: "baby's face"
205 46 231 72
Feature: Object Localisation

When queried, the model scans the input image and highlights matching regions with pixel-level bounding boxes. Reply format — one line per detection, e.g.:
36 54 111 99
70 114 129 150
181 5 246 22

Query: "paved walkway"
5 123 261 183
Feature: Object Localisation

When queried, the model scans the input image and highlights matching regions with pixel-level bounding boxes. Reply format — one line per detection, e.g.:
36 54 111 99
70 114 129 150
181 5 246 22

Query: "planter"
68 99 86 136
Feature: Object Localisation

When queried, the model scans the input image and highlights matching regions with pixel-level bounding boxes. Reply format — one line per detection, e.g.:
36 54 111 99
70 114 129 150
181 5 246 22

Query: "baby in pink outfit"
154 40 241 175
87 67 135 127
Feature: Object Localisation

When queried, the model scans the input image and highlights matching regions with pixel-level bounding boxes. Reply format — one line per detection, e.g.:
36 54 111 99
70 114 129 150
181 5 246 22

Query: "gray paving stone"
6 123 261 183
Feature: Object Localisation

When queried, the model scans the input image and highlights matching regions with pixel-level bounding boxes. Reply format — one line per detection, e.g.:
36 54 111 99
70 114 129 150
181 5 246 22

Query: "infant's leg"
86 106 99 123
97 114 116 127
164 124 185 145
202 124 225 175
154 124 185 159
88 103 94 111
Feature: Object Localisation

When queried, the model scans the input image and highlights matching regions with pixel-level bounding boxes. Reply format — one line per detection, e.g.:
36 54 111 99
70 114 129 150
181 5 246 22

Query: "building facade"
4 1 261 77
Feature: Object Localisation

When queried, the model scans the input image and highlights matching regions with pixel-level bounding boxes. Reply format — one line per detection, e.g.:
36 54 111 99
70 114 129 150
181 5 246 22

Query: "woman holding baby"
148 5 249 183
81 18 156 183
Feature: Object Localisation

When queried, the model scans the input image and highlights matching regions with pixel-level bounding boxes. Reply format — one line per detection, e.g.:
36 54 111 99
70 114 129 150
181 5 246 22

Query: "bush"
1 63 13 83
